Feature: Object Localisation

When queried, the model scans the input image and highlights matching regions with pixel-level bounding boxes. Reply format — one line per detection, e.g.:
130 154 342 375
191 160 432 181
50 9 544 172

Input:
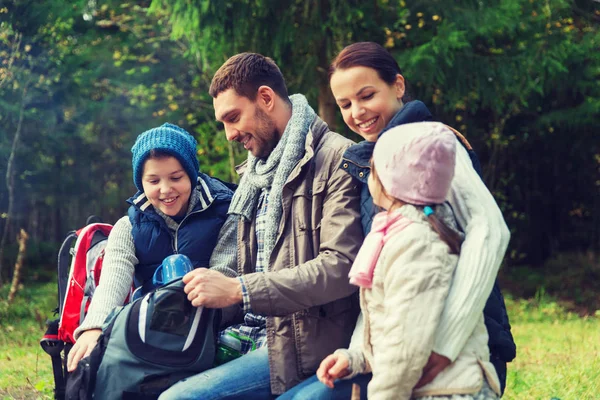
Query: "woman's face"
330 66 405 142
141 156 192 218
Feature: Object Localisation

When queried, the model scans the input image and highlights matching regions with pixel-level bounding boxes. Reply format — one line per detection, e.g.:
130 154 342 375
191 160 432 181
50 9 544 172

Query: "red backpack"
57 222 113 344
41 217 116 399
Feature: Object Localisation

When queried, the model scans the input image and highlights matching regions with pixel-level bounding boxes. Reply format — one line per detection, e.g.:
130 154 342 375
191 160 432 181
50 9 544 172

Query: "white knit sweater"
436 143 510 360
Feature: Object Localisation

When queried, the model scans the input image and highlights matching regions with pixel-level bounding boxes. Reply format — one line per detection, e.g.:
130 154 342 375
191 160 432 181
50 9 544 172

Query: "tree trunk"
0 85 27 285
318 83 338 132
7 229 29 303
315 0 338 131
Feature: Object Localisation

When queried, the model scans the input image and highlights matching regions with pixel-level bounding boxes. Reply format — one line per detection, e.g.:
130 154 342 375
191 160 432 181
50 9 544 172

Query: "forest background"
1 0 600 399
1 0 600 343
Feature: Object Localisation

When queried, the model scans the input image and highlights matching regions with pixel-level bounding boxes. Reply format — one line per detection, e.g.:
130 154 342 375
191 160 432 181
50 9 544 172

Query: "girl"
278 42 513 399
67 123 235 371
317 122 501 399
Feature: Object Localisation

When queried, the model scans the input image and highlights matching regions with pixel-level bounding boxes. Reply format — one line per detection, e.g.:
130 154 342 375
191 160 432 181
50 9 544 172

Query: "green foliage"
149 0 393 108
0 1 235 273
383 0 600 263
502 252 600 312
0 282 57 344
0 0 598 271
505 290 580 323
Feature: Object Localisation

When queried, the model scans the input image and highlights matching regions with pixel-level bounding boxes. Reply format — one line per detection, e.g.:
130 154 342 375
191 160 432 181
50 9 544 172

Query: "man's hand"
316 353 350 388
67 329 102 372
183 268 242 308
415 352 451 388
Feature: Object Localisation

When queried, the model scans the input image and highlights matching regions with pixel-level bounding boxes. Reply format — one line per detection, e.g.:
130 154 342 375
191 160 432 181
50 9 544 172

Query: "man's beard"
253 107 280 159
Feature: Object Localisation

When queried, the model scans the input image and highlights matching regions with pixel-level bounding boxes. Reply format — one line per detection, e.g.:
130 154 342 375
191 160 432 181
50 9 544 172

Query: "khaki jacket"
238 117 363 394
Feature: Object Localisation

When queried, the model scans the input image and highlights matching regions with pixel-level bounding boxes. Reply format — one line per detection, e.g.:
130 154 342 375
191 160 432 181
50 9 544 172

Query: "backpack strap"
444 125 483 177
58 232 78 315
444 125 473 151
40 319 67 400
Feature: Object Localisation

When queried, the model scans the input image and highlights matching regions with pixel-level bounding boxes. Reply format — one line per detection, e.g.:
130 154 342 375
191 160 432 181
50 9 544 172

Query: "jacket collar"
342 100 433 167
128 174 215 214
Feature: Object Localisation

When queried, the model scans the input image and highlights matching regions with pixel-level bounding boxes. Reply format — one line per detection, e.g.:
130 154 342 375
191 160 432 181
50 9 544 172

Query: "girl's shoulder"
383 220 438 254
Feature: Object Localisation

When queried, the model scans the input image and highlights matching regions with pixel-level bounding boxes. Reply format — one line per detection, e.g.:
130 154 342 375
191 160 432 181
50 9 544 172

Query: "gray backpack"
66 278 220 400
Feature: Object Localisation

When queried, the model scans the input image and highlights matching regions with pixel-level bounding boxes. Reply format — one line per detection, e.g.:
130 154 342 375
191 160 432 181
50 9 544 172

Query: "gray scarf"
229 94 316 263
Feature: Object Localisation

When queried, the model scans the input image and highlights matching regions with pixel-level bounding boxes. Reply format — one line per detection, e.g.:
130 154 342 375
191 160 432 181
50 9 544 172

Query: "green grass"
503 296 600 399
1 282 600 399
0 282 57 399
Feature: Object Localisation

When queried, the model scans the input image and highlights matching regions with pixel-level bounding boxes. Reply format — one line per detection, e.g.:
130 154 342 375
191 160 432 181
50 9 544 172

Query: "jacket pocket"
296 296 357 376
291 179 326 238
292 183 312 238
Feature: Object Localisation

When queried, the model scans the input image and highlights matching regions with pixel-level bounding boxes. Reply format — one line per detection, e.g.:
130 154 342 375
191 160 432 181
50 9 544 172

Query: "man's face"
213 89 280 159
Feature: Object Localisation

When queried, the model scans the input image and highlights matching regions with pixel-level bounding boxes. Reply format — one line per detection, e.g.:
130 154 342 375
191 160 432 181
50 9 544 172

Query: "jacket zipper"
172 207 211 253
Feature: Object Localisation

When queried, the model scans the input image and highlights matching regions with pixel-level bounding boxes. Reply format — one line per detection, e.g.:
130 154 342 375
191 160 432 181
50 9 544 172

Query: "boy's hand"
67 329 102 372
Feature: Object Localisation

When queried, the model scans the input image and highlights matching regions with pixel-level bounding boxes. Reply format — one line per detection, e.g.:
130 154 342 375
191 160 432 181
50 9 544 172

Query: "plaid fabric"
239 277 252 314
221 189 269 354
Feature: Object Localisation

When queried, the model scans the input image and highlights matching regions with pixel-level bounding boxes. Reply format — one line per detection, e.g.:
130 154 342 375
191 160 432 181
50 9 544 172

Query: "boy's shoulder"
198 173 235 202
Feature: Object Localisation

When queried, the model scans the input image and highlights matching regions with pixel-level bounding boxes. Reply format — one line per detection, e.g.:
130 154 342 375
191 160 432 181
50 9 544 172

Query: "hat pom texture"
131 123 199 191
373 122 456 205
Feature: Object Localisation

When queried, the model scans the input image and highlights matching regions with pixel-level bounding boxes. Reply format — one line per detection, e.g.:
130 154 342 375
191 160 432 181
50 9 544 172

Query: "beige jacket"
344 205 500 400
234 117 364 394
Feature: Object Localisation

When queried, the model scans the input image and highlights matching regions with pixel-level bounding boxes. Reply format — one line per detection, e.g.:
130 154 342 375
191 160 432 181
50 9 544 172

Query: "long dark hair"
329 42 411 103
370 164 463 254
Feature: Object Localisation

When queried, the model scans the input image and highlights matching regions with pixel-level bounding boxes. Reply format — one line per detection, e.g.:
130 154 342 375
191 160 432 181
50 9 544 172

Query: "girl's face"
141 156 192 218
330 66 405 142
368 170 393 210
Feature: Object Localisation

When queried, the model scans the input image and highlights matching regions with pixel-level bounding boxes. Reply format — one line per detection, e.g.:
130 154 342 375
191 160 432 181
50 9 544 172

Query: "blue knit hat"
131 123 199 191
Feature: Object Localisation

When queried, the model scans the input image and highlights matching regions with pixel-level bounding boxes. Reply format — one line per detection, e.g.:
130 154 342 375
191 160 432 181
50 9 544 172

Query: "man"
158 53 363 399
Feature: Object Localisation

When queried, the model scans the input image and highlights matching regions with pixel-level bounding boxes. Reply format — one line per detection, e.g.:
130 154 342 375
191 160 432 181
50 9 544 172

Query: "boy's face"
141 156 192 218
213 88 280 159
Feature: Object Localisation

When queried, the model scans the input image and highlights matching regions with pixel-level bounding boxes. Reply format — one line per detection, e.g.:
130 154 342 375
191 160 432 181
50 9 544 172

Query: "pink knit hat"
373 122 456 205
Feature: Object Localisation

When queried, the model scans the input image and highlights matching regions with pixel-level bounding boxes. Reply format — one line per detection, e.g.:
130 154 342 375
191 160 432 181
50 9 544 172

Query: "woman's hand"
415 352 451 388
316 353 350 388
67 329 102 372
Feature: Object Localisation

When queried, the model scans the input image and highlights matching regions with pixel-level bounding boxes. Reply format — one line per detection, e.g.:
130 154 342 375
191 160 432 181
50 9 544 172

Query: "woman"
66 123 235 372
278 42 515 399
318 122 500 399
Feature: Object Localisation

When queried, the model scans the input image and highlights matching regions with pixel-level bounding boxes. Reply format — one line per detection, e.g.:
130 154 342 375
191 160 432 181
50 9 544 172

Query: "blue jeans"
158 346 272 400
276 373 371 400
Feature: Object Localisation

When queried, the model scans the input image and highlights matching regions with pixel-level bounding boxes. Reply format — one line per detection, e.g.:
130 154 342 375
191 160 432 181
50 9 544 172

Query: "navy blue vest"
127 173 233 295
